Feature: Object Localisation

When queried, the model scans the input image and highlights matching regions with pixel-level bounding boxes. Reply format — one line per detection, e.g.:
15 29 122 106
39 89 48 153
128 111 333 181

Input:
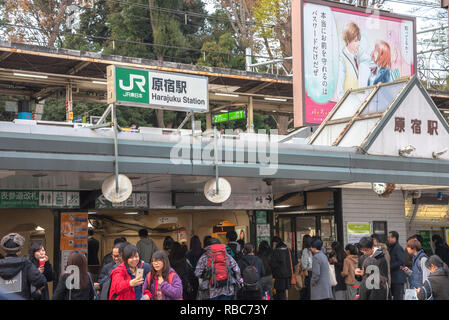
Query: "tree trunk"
48 0 74 47
272 114 291 135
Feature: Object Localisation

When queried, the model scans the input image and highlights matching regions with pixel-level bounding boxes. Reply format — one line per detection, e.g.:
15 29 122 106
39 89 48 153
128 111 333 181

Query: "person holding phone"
28 242 55 300
109 244 148 300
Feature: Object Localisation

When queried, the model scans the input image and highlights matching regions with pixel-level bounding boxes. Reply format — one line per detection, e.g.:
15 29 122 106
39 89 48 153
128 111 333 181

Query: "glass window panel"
312 122 348 146
338 118 380 147
360 82 406 115
331 88 373 120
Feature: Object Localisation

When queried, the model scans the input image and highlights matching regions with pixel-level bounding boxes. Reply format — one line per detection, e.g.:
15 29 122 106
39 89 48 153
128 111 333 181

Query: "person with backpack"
416 255 449 300
108 244 150 300
194 237 243 300
432 235 449 266
270 236 292 300
53 251 96 300
356 237 389 284
401 238 430 289
358 257 388 300
0 233 46 300
237 243 264 300
256 240 273 295
169 242 198 300
142 250 183 300
226 230 242 262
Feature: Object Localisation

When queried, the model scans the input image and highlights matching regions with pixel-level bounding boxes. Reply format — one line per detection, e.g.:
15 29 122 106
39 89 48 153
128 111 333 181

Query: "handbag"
329 264 338 287
404 288 418 300
287 248 296 286
294 263 305 290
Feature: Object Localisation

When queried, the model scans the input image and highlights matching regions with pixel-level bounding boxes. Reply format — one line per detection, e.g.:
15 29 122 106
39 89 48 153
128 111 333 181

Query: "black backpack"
240 257 259 292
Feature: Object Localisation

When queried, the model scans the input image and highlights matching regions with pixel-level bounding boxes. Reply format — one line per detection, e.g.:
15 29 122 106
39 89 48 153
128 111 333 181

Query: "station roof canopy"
309 76 449 160
0 41 293 114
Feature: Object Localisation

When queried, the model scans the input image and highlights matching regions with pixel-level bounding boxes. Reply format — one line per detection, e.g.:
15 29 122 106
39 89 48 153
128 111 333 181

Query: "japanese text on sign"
394 117 438 136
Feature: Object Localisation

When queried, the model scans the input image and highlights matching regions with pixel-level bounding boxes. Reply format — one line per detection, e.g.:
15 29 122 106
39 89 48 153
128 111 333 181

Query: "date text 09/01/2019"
180 304 269 318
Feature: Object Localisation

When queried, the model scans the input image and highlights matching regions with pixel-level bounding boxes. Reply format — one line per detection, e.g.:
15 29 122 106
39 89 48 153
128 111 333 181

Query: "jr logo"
119 74 146 93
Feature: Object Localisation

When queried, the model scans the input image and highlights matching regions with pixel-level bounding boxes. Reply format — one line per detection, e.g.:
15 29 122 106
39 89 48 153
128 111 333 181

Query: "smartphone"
39 258 45 268
136 268 144 279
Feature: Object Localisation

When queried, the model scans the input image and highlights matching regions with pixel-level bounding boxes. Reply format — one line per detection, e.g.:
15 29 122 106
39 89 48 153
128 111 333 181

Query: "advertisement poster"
60 212 88 272
296 1 415 125
347 223 371 244
417 230 432 253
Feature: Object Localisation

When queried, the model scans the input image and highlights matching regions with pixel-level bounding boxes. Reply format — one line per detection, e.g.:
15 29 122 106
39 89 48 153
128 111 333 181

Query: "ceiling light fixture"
92 81 107 85
220 110 228 113
215 93 239 97
35 226 45 231
124 212 139 215
13 72 48 79
264 97 287 102
275 205 291 208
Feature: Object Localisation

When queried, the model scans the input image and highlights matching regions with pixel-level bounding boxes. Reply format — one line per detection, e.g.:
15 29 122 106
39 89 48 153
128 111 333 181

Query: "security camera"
263 178 273 186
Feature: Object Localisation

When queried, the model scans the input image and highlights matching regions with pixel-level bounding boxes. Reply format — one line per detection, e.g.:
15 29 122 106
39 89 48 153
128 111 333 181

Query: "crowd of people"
1 229 449 301
295 232 449 300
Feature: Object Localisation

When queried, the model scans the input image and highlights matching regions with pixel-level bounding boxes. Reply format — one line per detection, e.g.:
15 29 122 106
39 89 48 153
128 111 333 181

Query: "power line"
2 23 274 59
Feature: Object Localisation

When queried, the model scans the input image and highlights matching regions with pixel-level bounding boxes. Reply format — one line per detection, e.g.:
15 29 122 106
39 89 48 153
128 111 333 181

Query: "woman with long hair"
53 251 95 300
28 242 55 300
300 235 313 300
256 240 273 295
186 235 205 270
142 250 183 300
170 242 198 300
330 241 347 300
417 255 449 300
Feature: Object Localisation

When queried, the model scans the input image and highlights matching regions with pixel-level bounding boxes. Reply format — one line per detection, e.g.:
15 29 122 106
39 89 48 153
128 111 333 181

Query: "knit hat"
1 233 25 254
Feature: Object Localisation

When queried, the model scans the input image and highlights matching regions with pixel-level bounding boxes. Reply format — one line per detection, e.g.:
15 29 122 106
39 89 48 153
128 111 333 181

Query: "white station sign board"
107 65 209 112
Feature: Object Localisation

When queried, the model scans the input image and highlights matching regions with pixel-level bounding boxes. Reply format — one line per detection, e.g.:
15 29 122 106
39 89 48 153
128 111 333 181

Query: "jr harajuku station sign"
107 65 209 112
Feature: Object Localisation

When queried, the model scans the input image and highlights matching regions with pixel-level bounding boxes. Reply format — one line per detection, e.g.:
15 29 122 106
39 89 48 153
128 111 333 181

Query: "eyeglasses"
152 260 162 264
112 255 120 259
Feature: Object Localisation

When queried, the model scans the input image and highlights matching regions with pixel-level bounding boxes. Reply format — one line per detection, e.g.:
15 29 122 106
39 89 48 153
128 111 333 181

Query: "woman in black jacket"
53 251 95 300
28 243 55 300
330 241 347 300
417 255 449 300
257 240 272 294
169 242 198 300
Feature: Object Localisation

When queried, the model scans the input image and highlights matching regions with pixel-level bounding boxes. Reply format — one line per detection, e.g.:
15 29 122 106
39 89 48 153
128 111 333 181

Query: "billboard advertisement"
292 0 416 126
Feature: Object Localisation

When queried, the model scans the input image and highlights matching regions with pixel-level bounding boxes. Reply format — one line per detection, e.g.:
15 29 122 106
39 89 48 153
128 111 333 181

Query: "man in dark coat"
87 228 100 265
100 237 127 269
270 236 292 300
387 231 406 300
432 235 449 266
0 233 46 300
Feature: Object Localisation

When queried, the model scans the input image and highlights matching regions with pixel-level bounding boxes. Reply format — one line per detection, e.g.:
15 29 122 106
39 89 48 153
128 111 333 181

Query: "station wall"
341 189 407 248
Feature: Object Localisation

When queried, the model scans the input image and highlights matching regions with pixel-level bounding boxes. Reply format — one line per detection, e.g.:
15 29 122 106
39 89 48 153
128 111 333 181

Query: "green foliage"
197 33 245 69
